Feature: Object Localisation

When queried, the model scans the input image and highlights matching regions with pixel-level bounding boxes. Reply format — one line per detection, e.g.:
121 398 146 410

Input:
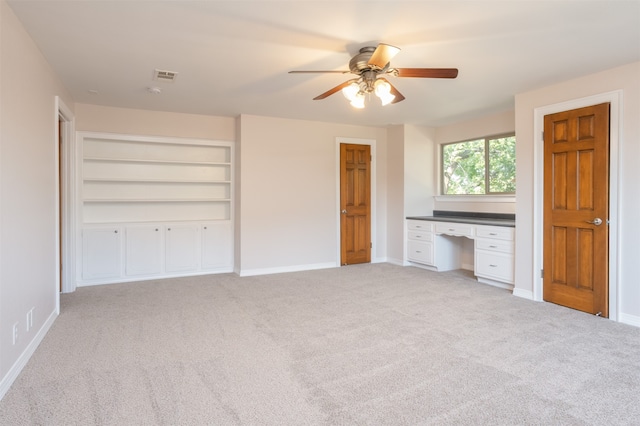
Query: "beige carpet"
1 263 639 425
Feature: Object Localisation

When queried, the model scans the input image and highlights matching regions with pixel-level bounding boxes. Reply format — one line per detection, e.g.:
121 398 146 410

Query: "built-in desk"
406 211 516 290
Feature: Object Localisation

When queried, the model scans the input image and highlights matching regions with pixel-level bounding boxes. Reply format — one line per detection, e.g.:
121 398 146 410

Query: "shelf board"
82 218 232 225
84 198 231 203
84 157 231 166
83 177 231 184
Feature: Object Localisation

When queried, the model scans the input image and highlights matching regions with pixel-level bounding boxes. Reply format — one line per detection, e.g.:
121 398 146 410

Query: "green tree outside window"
442 135 516 195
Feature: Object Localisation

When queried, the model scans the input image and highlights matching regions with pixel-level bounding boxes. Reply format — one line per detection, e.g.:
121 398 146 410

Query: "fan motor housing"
349 46 390 74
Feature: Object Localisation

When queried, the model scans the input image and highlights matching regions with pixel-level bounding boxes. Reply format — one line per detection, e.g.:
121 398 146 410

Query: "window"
441 134 516 195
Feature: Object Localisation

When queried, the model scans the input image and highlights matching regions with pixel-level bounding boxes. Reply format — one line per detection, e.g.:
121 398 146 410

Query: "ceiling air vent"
153 69 178 82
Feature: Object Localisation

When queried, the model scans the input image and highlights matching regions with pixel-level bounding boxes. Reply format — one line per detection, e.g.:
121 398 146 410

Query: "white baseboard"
239 262 337 277
512 287 534 300
477 277 514 291
0 308 57 401
77 267 234 287
385 257 404 266
619 313 640 328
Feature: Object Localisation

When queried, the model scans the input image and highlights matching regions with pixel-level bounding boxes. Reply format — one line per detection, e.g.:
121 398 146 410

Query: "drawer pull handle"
489 233 498 236
416 250 422 254
416 235 422 238
489 245 498 248
489 264 498 267
448 228 455 231
416 226 422 228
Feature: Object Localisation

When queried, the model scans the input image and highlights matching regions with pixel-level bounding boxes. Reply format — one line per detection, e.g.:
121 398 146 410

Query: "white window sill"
434 195 515 203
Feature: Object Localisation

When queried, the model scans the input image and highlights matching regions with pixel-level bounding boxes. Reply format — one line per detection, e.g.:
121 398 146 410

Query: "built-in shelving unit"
77 132 234 286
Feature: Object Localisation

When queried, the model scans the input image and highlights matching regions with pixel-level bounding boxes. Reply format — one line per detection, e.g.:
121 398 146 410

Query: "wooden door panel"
577 150 594 209
576 228 594 291
552 152 568 209
551 226 567 284
543 103 609 317
340 143 371 265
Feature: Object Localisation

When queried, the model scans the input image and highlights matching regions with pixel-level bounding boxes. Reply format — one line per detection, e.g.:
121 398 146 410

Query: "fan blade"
289 70 350 74
395 68 458 78
368 43 400 69
378 78 405 104
313 79 357 100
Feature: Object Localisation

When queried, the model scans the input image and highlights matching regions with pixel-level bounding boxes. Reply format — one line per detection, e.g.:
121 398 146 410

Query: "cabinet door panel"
82 228 122 279
407 220 433 232
166 224 199 272
475 250 514 283
407 240 434 265
475 225 514 241
202 222 233 269
125 226 163 276
435 222 474 237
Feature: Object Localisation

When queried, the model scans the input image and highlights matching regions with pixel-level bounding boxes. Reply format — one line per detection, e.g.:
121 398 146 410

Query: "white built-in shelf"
80 132 234 224
83 156 230 166
83 177 231 184
84 198 232 203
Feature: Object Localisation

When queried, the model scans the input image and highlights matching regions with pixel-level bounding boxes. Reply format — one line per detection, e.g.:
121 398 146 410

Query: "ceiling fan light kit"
289 43 458 109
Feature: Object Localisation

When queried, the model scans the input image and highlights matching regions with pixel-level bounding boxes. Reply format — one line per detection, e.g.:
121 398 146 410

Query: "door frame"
533 90 622 320
55 96 77 300
335 137 377 266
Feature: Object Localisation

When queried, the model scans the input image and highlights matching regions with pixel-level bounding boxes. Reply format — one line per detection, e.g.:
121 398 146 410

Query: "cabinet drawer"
407 220 433 232
475 238 514 254
435 222 473 238
407 240 433 265
475 225 514 241
475 250 514 283
407 230 432 242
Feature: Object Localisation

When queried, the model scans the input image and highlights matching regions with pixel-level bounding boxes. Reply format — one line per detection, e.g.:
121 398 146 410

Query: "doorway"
532 91 621 320
340 143 371 265
543 103 610 316
336 138 376 266
55 96 76 301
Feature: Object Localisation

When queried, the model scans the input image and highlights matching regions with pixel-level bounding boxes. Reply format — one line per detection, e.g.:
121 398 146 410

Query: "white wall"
514 61 640 324
236 114 388 275
404 124 437 217
384 124 437 265
386 125 406 265
75 104 236 141
0 0 75 398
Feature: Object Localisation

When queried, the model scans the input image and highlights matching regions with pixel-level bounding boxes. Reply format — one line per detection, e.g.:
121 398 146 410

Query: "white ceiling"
8 0 640 127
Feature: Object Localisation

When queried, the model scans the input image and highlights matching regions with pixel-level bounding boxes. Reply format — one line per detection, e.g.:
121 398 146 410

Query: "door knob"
585 218 603 226
341 209 347 214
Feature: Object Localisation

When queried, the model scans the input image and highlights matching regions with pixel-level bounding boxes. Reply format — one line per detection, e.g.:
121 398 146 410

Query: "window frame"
439 132 516 196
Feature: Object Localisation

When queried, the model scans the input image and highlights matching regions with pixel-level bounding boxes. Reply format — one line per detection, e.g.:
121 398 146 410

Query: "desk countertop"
406 215 515 228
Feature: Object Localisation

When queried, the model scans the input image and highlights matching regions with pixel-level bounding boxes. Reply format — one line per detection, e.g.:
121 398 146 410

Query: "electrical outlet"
26 308 34 332
12 322 19 345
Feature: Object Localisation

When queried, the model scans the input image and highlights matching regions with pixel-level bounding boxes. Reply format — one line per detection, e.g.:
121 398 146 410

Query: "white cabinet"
435 222 473 238
165 224 199 273
406 221 434 265
202 222 233 270
82 227 122 280
125 225 163 276
474 225 515 289
406 219 515 290
77 132 234 286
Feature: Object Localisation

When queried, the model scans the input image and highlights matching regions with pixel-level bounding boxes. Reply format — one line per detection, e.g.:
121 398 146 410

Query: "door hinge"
541 269 544 278
541 131 544 140
370 242 372 248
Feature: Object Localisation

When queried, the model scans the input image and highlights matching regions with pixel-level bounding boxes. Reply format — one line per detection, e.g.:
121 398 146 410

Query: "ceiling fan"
289 43 458 108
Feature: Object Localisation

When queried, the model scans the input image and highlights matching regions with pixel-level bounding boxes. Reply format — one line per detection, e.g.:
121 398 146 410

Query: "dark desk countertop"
406 215 515 228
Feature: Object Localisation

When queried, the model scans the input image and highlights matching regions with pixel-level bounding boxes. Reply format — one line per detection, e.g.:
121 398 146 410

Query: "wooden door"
543 103 609 317
340 143 371 265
